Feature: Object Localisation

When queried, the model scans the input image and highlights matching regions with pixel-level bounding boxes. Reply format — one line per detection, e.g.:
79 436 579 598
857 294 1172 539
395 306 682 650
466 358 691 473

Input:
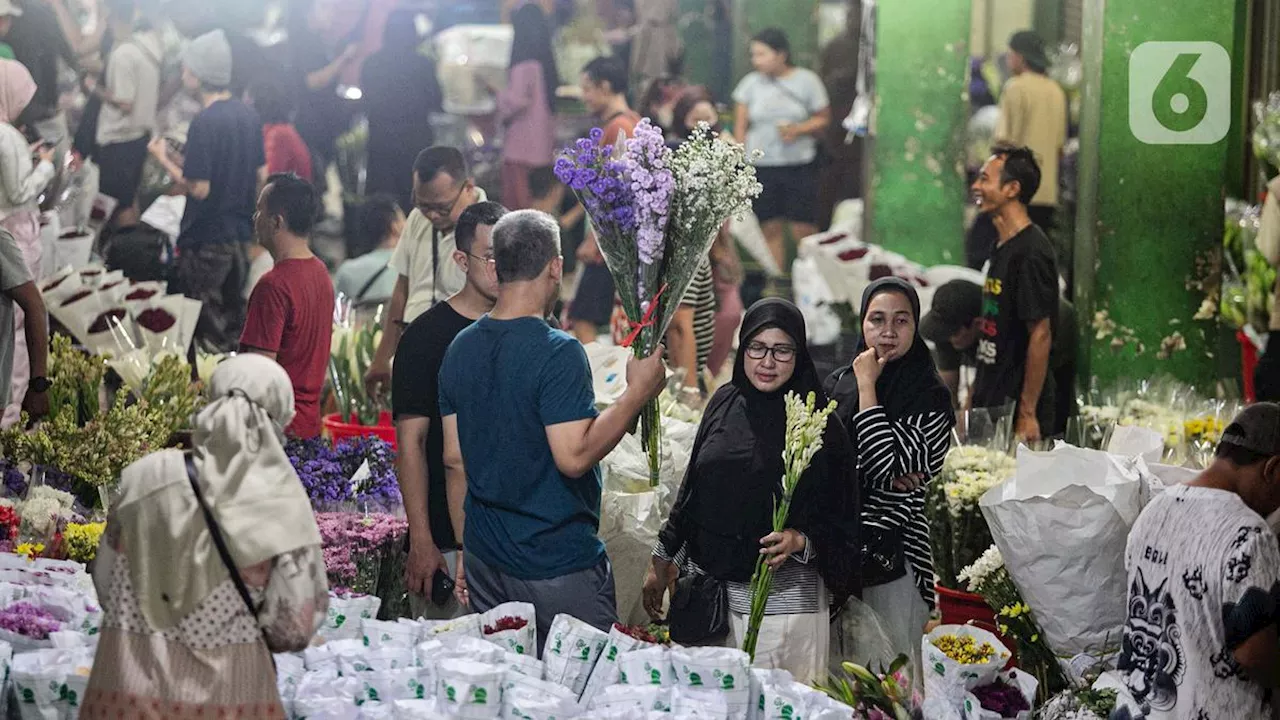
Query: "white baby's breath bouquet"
742 391 837 661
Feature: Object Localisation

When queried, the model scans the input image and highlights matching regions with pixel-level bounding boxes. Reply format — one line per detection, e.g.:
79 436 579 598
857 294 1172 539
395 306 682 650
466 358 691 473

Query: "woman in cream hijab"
83 355 328 719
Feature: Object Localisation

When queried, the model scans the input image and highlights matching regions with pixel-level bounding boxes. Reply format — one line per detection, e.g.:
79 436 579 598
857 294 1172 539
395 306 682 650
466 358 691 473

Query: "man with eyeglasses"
440 210 667 651
366 146 487 396
391 201 506 620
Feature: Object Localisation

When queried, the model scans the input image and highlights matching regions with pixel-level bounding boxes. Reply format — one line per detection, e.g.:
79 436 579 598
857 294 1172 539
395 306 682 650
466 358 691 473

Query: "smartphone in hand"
431 569 455 607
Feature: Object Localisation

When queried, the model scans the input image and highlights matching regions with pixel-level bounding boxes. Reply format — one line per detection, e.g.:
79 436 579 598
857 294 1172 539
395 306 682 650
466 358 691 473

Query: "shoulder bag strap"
356 264 390 303
184 453 259 618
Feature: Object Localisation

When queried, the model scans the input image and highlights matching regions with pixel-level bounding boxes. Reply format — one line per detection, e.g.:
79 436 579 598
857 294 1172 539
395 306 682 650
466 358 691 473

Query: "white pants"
862 571 931 689
726 583 830 685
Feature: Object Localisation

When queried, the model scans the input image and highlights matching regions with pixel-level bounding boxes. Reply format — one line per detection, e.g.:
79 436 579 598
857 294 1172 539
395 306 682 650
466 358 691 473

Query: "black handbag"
860 522 907 588
667 572 729 646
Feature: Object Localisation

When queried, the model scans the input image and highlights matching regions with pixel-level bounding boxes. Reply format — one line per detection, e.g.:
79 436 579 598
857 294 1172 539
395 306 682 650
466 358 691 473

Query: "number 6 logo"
1129 42 1230 145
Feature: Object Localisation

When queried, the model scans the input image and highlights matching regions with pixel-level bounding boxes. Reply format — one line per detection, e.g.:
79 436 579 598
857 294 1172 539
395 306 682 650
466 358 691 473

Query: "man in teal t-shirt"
439 210 666 651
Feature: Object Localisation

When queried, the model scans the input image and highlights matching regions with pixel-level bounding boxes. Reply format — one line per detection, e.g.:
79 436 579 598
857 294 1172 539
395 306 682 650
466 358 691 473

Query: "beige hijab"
111 354 323 630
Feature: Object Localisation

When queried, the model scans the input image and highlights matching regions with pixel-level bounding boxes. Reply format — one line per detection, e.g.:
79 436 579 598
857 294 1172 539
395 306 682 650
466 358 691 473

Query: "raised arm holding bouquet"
555 119 761 485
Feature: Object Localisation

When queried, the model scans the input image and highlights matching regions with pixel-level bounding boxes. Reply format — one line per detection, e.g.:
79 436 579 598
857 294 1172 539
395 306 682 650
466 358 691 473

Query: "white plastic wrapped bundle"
364 618 422 650
9 647 93 720
542 614 609 699
669 647 753 720
921 625 1013 720
587 684 672 715
436 658 503 719
499 669 579 719
478 602 536 656
579 625 658 705
615 646 673 688
320 593 382 641
364 667 433 704
423 614 482 644
293 673 368 719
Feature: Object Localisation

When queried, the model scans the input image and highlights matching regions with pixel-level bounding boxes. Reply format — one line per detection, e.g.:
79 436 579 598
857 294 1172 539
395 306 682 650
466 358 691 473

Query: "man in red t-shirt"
240 173 334 438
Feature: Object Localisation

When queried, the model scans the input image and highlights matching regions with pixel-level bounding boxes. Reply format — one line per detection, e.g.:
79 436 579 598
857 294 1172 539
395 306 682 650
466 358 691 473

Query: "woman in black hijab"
824 277 955 676
644 298 859 683
361 9 443 212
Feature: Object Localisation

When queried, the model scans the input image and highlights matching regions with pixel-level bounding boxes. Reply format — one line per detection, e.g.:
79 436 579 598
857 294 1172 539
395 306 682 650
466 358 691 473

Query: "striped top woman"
824 277 955 676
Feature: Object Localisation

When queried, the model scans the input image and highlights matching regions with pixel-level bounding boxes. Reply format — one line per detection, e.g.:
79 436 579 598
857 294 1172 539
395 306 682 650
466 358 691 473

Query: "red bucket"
936 584 1017 666
323 411 398 450
1239 330 1259 403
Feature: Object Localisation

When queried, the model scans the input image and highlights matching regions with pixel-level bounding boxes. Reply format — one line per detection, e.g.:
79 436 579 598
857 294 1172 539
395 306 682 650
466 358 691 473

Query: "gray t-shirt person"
733 68 830 167
0 228 33 409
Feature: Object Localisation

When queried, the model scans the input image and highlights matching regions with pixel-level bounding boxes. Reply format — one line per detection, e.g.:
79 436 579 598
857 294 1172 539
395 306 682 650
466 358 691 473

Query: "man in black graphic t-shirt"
968 145 1059 441
392 201 507 618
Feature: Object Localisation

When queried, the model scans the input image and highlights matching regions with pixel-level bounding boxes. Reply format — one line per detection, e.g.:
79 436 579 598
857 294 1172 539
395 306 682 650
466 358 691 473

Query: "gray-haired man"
439 210 666 652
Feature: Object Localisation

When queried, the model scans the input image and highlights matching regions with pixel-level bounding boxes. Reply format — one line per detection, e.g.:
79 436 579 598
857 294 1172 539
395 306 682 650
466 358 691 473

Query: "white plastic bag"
671 685 751 720
792 256 842 346
670 646 751 693
961 668 1037 720
588 684 672 715
425 614 482 644
499 670 579 719
580 625 658 705
436 658 503 719
921 625 1012 720
364 618 422 649
542 614 609 699
364 667 433 704
478 602 536 656
322 593 382 641
980 444 1147 656
616 646 674 688
10 648 93 720
728 212 782 277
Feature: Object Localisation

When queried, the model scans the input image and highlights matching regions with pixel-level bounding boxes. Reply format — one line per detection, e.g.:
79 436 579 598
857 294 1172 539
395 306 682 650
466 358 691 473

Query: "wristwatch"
29 377 50 394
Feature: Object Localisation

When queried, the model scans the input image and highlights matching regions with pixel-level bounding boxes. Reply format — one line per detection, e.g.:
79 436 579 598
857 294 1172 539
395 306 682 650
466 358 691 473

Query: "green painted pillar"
865 0 971 267
1074 0 1240 387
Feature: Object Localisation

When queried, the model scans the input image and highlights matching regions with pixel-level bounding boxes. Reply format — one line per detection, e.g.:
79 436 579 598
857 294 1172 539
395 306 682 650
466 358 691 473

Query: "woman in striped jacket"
825 277 955 676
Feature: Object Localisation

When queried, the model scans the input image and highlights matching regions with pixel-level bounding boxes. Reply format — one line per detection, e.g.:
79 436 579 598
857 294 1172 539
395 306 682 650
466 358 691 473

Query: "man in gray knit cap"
149 29 267 352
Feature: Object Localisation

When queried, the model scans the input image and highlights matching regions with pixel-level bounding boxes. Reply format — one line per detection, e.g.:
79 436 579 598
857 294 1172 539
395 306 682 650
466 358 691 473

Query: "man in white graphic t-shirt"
1115 403 1280 720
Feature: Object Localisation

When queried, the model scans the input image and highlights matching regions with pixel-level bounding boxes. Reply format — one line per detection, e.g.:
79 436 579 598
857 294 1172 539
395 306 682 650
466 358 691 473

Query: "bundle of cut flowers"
286 436 400 509
60 522 105 564
612 622 671 645
315 511 407 599
484 616 528 634
555 119 761 486
926 445 1015 590
329 312 386 426
819 655 922 720
971 677 1031 717
959 545 1069 702
0 602 61 639
933 633 999 664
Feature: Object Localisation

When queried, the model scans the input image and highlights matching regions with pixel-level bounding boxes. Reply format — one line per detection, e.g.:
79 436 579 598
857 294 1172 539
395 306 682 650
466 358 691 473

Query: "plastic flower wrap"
741 391 836 661
1253 91 1280 169
1220 200 1274 332
329 307 386 426
315 511 407 618
0 602 60 639
555 119 761 486
926 445 1016 590
960 545 1069 703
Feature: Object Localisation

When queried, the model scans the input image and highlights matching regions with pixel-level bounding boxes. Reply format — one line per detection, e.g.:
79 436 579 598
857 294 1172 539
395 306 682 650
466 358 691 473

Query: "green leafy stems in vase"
741 391 837 661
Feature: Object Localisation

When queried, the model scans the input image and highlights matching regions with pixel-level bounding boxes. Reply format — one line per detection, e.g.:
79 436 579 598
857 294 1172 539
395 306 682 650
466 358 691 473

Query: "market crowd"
1 2 1280 718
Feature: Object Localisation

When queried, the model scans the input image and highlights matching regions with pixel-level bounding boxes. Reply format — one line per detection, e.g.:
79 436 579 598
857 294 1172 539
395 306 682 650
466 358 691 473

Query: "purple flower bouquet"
0 601 61 640
316 511 408 617
556 120 760 485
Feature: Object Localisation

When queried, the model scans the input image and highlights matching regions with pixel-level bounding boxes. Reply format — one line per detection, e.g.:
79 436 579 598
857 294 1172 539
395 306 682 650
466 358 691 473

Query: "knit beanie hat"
183 29 233 88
